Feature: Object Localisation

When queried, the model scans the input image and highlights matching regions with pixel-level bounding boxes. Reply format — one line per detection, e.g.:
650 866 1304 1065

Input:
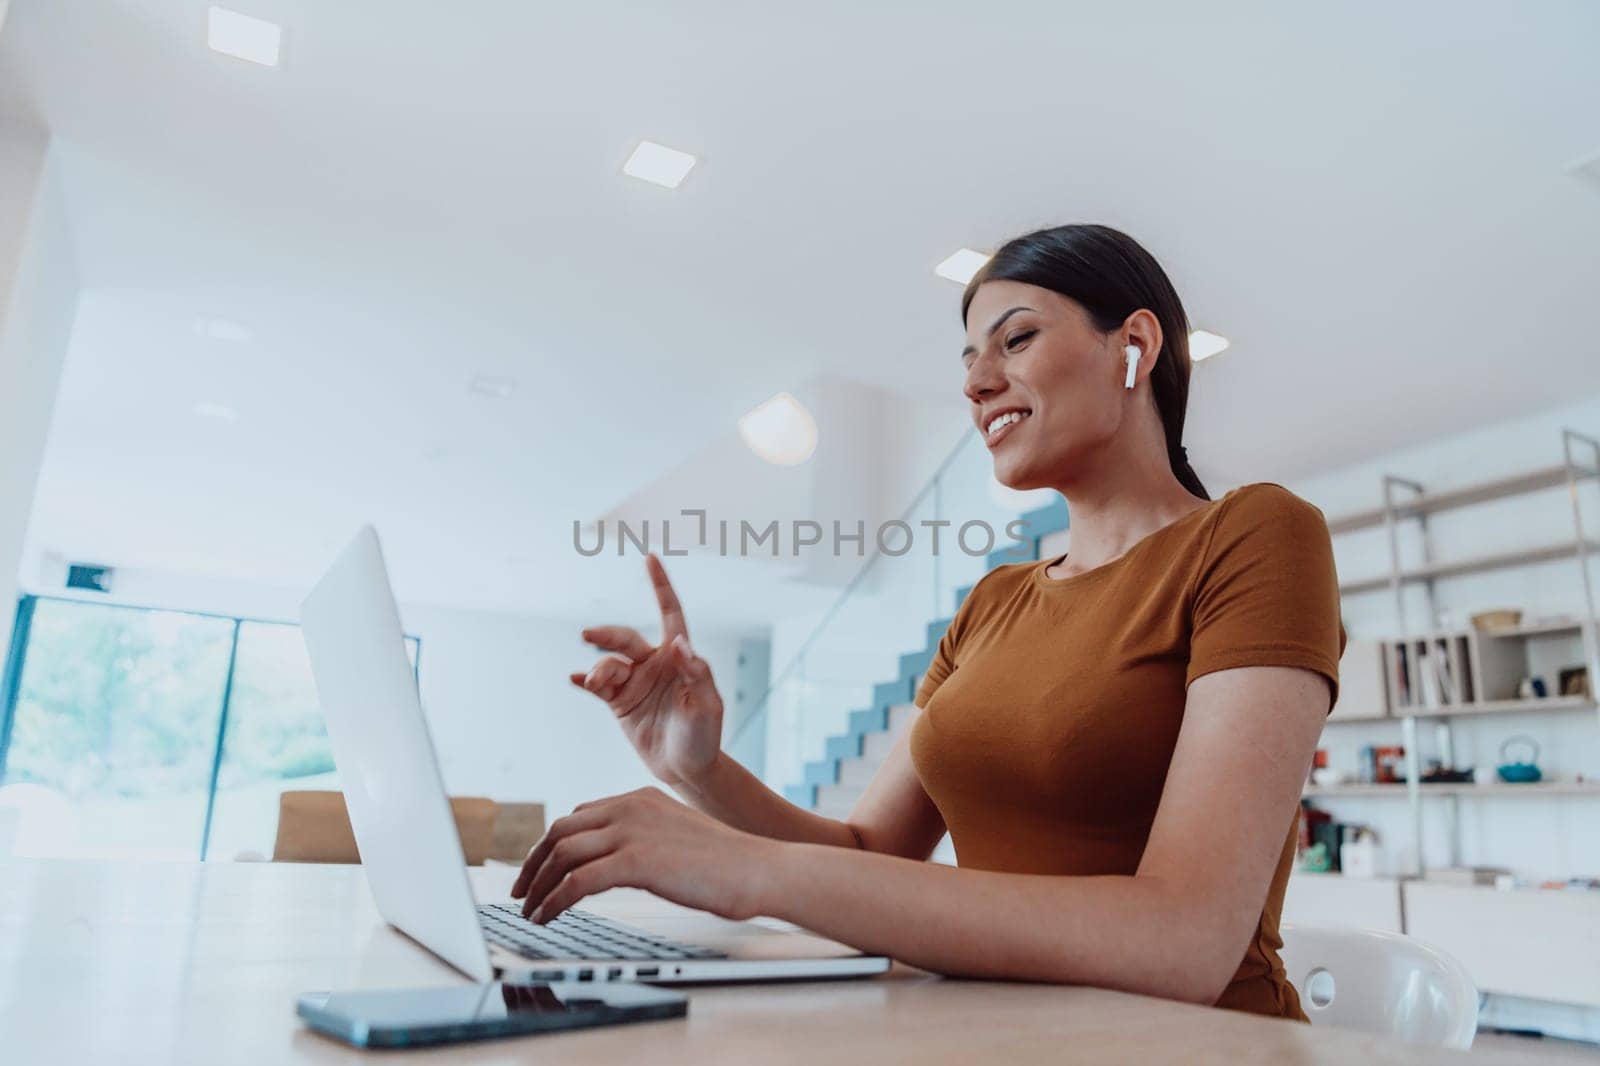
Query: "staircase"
781 495 1070 818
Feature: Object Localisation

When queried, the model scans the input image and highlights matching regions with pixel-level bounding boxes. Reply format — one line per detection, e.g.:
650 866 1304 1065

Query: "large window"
0 596 419 861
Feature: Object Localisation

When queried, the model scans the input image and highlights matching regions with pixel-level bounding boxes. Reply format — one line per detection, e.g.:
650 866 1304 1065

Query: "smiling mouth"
983 409 1032 444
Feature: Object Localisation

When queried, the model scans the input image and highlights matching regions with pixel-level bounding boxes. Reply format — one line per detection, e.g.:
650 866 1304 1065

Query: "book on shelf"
1392 640 1461 709
1392 645 1411 707
1418 648 1441 707
1429 643 1459 705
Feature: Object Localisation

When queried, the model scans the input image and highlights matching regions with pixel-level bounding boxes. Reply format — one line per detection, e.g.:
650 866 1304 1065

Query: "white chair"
1279 923 1478 1049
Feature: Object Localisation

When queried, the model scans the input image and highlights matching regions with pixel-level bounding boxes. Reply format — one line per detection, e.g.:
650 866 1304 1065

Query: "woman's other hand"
570 553 724 788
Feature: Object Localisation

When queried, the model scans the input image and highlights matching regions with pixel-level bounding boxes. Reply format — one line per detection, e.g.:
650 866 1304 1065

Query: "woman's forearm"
673 752 862 850
753 841 1243 1006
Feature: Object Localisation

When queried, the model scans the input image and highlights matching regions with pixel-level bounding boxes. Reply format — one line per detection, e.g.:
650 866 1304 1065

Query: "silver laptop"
300 526 889 985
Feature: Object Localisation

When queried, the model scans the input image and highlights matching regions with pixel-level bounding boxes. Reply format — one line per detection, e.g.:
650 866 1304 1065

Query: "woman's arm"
675 722 947 860
515 664 1328 1006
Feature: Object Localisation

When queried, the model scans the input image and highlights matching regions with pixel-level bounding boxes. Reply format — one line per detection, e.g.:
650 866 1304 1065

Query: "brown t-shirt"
910 482 1344 1020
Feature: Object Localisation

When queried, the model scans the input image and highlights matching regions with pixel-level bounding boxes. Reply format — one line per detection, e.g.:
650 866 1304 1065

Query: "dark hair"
961 224 1208 500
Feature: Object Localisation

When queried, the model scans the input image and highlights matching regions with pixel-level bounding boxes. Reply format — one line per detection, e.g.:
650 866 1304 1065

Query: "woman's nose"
963 356 1005 403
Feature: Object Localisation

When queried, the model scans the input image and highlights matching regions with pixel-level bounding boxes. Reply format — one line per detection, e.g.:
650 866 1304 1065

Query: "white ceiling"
3 0 1599 631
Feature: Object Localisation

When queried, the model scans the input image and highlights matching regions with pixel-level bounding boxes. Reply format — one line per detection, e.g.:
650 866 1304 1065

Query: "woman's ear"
1121 309 1164 385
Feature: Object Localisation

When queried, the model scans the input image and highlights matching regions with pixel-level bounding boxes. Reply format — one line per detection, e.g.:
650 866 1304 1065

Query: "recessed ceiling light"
738 392 817 466
623 141 697 189
1189 329 1230 361
192 317 251 344
469 374 516 398
207 6 281 68
934 248 990 285
194 401 239 421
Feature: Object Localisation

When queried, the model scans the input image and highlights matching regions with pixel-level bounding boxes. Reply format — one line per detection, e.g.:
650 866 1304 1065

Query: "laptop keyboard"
477 903 727 961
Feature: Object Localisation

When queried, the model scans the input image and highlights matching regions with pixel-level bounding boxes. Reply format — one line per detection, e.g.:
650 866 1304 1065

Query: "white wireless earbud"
1123 345 1141 390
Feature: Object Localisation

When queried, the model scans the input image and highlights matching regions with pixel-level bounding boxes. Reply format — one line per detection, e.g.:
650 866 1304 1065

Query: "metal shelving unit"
1324 428 1600 877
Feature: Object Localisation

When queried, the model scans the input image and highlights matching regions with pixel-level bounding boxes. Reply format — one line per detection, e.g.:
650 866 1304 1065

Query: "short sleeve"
915 615 958 708
1185 484 1346 707
913 564 1010 708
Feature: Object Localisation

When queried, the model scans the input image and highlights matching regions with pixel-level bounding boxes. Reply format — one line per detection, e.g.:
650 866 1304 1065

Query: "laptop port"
577 968 593 982
607 967 622 980
636 966 659 978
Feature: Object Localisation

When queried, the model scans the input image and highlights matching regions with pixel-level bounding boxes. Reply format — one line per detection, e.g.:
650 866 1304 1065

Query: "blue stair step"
898 649 933 685
849 707 887 735
803 759 839 786
872 679 908 712
986 540 1038 571
954 583 974 607
825 734 862 760
1019 496 1070 538
927 618 951 647
784 783 817 808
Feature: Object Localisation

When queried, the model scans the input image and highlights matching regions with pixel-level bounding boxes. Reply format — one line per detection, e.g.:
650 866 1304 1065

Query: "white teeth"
985 410 1029 436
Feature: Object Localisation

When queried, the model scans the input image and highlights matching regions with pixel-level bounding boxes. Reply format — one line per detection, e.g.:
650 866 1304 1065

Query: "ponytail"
1170 444 1209 501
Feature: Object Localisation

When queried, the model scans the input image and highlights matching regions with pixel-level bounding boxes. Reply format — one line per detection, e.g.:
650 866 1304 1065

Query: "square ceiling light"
194 401 239 421
623 141 697 188
935 248 990 284
1189 330 1230 361
469 374 517 398
192 317 252 344
208 6 282 68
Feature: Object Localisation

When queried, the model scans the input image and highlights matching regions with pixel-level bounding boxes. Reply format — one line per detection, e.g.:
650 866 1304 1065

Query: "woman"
512 224 1344 1020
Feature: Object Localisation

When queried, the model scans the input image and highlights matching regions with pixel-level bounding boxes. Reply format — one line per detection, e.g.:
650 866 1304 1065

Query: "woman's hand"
510 786 777 923
571 553 724 787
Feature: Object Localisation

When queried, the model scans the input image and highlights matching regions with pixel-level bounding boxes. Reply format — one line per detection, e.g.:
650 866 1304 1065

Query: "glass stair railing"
723 431 1070 817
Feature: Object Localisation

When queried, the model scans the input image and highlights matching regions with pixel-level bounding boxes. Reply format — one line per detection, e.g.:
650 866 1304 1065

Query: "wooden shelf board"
1304 781 1600 799
1394 695 1597 719
1339 540 1600 596
1401 467 1574 519
1325 506 1388 537
1303 784 1411 797
1476 619 1592 639
1373 619 1589 643
1324 465 1588 535
1288 870 1403 885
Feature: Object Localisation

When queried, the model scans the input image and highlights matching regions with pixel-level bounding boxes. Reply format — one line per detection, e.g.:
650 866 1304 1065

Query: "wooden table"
0 859 1533 1063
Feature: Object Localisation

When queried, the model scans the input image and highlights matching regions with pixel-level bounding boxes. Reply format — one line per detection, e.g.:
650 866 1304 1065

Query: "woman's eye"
1004 329 1036 351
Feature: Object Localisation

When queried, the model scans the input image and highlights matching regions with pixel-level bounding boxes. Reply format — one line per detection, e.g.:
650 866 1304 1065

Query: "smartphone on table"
297 980 688 1049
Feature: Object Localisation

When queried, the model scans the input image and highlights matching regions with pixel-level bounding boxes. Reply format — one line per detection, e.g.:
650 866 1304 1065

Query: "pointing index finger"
645 553 689 644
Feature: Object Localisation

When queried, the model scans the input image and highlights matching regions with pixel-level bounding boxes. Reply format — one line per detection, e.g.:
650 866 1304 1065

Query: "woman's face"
962 280 1134 491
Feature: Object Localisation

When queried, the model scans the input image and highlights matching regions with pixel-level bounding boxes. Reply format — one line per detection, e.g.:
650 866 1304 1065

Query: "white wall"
1283 392 1600 880
406 604 655 819
0 128 77 662
405 602 744 821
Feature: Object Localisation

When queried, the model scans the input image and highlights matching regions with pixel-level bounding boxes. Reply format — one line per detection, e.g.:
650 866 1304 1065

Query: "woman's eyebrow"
961 306 1037 359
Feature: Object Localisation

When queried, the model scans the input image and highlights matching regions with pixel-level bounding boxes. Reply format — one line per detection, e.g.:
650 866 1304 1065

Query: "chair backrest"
272 790 497 865
1279 922 1478 1049
488 802 546 864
